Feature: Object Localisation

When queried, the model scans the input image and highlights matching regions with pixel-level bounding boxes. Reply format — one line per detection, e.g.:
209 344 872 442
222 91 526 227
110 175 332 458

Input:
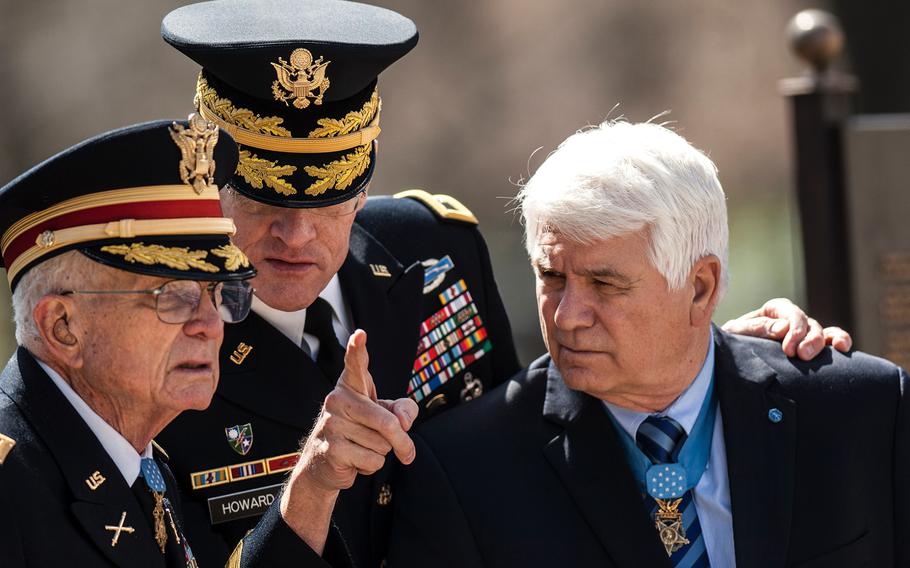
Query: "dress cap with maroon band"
0 115 256 290
161 0 418 209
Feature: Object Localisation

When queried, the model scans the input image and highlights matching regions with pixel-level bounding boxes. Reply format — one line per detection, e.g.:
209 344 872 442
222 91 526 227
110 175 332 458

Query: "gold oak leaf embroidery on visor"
211 244 251 271
236 150 299 196
196 75 292 137
309 89 379 138
303 143 371 196
100 243 219 273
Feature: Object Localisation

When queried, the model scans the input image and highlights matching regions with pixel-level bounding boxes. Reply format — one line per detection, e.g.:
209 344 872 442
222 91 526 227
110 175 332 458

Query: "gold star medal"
654 498 690 555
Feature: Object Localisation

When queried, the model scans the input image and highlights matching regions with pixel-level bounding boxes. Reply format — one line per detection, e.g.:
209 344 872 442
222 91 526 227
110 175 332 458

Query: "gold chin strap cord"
6 217 237 284
198 99 381 154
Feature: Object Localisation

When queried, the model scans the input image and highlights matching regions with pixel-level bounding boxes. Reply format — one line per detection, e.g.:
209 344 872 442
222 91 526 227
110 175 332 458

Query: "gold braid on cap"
196 74 292 137
100 243 219 273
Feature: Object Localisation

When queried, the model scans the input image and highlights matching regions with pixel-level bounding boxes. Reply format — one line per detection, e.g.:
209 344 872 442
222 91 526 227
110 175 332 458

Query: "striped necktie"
636 416 710 568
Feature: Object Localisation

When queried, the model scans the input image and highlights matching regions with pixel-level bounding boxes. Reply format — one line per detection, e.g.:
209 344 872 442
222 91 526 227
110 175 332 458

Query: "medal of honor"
151 491 168 552
654 498 690 555
646 463 689 556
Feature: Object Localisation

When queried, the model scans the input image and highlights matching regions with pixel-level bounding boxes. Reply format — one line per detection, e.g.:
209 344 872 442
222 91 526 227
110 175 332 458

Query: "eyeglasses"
308 190 366 217
234 188 366 218
61 279 254 324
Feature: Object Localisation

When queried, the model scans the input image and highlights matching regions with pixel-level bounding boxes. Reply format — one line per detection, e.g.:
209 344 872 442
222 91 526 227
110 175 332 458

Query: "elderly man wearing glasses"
0 117 261 567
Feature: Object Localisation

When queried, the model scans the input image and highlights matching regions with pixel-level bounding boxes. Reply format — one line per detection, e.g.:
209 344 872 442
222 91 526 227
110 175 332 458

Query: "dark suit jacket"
158 195 520 567
387 330 910 568
0 348 326 568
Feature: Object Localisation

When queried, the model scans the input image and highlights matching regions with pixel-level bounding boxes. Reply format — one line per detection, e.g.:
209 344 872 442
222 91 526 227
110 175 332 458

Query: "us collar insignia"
169 113 219 194
225 423 254 456
85 470 106 491
370 263 392 277
230 342 253 365
421 255 455 294
271 48 331 109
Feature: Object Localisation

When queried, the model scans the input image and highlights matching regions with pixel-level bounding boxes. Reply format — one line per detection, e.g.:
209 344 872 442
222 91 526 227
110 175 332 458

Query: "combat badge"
421 255 455 294
169 113 219 194
225 423 254 455
271 48 331 109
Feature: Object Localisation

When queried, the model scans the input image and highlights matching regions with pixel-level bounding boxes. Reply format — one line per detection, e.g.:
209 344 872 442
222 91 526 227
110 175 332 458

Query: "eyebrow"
532 258 636 286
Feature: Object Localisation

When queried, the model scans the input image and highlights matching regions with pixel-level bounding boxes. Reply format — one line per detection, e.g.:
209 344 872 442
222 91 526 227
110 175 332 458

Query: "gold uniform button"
377 483 393 506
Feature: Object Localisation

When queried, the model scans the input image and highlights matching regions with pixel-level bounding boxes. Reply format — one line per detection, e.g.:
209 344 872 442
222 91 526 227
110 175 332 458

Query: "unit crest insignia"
225 423 254 455
271 48 331 109
169 113 219 194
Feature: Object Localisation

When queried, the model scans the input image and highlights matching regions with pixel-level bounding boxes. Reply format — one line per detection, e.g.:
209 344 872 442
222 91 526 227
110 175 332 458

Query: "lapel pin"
104 511 135 547
370 263 392 277
85 470 106 491
230 342 253 365
768 408 783 423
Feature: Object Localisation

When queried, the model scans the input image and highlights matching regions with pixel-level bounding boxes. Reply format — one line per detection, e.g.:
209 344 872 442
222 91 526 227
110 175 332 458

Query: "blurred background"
1 0 906 364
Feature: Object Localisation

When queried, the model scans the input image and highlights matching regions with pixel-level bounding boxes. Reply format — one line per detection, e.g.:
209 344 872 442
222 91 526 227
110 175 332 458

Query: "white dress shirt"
603 331 736 567
37 360 152 486
251 273 353 358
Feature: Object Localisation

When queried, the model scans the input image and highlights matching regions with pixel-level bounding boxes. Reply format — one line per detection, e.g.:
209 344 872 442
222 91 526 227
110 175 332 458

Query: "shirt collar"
37 359 152 486
251 274 351 347
603 328 716 439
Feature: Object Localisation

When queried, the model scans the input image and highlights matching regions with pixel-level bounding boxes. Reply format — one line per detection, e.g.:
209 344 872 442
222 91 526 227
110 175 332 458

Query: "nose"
183 283 224 340
270 209 319 248
552 281 595 331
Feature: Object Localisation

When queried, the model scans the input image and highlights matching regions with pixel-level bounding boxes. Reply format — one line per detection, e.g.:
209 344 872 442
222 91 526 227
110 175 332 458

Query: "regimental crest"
169 113 219 194
271 48 331 109
225 423 254 456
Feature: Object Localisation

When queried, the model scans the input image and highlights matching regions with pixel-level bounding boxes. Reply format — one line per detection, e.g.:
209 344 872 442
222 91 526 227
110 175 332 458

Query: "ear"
33 295 84 370
689 255 722 327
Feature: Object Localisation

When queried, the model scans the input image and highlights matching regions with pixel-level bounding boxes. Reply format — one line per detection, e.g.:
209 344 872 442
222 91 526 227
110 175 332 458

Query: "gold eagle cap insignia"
169 113 219 195
271 48 331 109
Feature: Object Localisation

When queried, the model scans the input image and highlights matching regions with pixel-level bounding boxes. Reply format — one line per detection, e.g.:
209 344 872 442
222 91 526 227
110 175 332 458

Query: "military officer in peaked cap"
154 1 850 567
0 116 259 566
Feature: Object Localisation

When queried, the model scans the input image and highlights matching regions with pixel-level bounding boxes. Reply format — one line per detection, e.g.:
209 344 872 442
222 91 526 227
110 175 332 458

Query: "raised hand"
279 330 419 554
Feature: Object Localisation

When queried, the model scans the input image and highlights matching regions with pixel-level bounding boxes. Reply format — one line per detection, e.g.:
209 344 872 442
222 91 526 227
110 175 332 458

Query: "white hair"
11 251 98 347
517 119 729 293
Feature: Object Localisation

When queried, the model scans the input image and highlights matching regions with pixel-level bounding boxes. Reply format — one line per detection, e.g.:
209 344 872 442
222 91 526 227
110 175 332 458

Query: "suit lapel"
340 221 423 399
218 312 333 430
714 331 797 568
541 363 671 568
0 349 162 568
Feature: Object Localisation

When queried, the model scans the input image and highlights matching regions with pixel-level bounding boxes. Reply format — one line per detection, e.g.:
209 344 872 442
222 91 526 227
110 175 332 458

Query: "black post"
780 10 857 331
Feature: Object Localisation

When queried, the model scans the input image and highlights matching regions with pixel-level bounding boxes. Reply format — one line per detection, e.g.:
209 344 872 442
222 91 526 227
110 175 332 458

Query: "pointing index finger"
338 329 377 401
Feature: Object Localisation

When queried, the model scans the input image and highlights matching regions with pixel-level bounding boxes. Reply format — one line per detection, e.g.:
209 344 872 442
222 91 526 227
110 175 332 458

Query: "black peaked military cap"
0 115 256 290
162 0 419 208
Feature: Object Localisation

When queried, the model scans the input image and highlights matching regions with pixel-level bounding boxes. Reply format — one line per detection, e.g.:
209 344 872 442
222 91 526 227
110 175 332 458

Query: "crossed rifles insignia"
271 48 331 109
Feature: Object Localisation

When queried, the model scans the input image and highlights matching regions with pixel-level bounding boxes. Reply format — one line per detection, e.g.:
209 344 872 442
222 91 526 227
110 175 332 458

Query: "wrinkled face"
74 269 224 417
532 229 697 405
221 190 364 311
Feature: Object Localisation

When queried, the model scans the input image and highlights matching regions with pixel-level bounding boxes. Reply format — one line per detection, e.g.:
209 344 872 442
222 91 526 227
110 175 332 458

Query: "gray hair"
517 119 729 293
11 251 99 347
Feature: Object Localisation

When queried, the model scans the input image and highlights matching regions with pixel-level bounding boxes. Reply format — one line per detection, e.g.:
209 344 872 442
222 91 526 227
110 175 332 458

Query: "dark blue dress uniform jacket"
157 195 521 567
387 331 910 568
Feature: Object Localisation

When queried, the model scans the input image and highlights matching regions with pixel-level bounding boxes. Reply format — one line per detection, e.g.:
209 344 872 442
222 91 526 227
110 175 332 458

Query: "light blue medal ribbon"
606 374 717 500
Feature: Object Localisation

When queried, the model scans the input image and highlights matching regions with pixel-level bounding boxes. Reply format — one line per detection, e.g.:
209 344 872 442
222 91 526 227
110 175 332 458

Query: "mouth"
263 258 319 273
173 361 214 373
